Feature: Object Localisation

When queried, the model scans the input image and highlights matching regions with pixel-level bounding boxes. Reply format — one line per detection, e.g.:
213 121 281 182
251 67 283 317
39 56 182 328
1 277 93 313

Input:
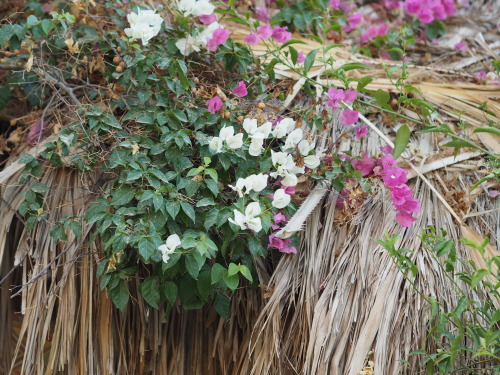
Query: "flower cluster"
244 23 292 45
404 0 456 24
361 24 389 44
351 147 420 227
124 9 163 45
325 87 359 126
209 126 243 152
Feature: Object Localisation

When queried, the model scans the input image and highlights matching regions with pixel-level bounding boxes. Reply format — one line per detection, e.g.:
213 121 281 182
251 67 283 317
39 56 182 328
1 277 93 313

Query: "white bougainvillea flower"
272 117 296 138
196 21 221 46
298 139 315 156
226 133 243 149
158 234 181 263
175 34 201 56
243 118 258 135
271 151 289 166
245 173 268 192
228 178 246 197
272 189 291 209
248 137 264 156
219 126 234 141
208 136 223 153
178 0 215 17
125 9 163 45
229 202 262 232
283 128 303 150
282 172 298 187
304 154 321 169
254 121 272 138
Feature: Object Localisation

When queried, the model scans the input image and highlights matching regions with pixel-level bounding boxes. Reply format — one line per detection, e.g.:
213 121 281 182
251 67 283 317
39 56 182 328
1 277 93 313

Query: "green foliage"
377 228 500 374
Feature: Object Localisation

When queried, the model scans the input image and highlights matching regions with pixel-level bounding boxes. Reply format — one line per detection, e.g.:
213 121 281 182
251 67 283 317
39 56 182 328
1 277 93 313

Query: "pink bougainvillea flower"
404 0 421 14
257 23 273 39
27 120 47 144
339 109 359 126
343 13 362 32
382 167 408 188
339 153 350 161
323 155 333 165
329 0 341 9
268 233 297 254
207 27 230 51
442 0 456 15
475 70 487 80
343 88 358 103
380 154 397 171
384 0 400 10
395 210 418 227
454 42 467 51
326 87 345 108
417 7 434 23
380 145 393 155
233 81 248 97
432 3 447 20
488 189 500 199
282 185 295 194
361 25 379 44
255 7 270 22
207 96 223 114
244 32 260 45
271 212 287 229
390 184 413 206
355 125 368 139
272 26 292 43
351 152 375 176
199 13 217 24
297 51 305 64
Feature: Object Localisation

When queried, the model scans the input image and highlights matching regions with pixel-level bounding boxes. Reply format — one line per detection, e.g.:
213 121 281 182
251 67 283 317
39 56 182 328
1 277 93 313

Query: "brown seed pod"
237 115 244 122
257 102 266 109
224 111 231 119
9 119 17 126
115 65 123 73
113 56 121 64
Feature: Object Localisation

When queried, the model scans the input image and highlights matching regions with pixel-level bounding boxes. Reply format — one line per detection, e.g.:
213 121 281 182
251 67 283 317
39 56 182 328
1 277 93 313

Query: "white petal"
304 154 321 169
247 217 262 232
226 133 243 149
209 137 223 153
272 189 291 209
219 127 234 141
248 137 264 156
298 140 313 156
282 173 298 187
243 118 258 135
245 202 261 218
166 234 181 251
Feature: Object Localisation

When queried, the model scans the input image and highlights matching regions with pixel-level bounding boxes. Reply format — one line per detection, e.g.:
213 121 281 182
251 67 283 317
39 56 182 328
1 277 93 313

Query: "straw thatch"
1 3 499 374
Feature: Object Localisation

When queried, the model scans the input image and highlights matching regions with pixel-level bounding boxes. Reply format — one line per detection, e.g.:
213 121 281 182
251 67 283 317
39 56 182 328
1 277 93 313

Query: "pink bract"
233 81 248 97
207 96 223 114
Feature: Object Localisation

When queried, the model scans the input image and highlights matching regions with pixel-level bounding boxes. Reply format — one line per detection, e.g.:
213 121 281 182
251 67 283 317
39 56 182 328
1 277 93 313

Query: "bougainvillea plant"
1 0 423 316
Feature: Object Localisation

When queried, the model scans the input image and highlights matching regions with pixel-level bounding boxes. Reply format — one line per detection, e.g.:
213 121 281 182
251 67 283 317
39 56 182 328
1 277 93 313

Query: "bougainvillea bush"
1 0 427 316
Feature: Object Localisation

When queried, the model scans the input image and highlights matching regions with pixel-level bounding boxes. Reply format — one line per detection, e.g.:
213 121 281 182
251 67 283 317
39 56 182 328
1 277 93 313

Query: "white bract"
272 117 296 138
272 189 291 209
218 127 243 150
248 137 264 156
228 202 262 232
208 136 223 153
270 151 304 187
125 9 163 45
229 174 268 197
175 34 201 56
298 140 314 156
178 0 214 17
283 128 303 150
158 234 181 263
304 154 321 169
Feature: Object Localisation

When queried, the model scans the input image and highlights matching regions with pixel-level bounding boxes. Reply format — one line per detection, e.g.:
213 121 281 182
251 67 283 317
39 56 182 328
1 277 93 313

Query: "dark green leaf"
110 280 129 311
214 293 230 318
180 201 195 223
138 237 156 261
393 124 411 159
304 48 319 73
140 277 160 308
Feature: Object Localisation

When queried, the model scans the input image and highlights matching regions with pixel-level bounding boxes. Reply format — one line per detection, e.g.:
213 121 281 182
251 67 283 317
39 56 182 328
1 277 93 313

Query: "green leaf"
214 293 230 318
30 182 49 193
248 236 265 257
211 263 226 284
68 221 82 238
165 200 180 220
163 281 178 303
289 46 298 65
238 265 253 282
205 178 219 196
472 127 500 136
205 168 218 181
180 201 195 223
227 263 239 277
223 273 239 291
0 86 10 110
126 170 145 181
140 277 160 308
196 197 215 207
280 39 307 50
339 62 375 72
374 89 392 112
138 237 156 261
50 225 67 242
470 269 488 288
27 15 39 28
41 19 55 35
197 270 212 300
0 25 14 47
204 208 219 230
185 255 201 279
304 48 319 73
393 124 411 159
18 154 34 164
110 280 129 311
172 109 188 122
111 186 135 206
